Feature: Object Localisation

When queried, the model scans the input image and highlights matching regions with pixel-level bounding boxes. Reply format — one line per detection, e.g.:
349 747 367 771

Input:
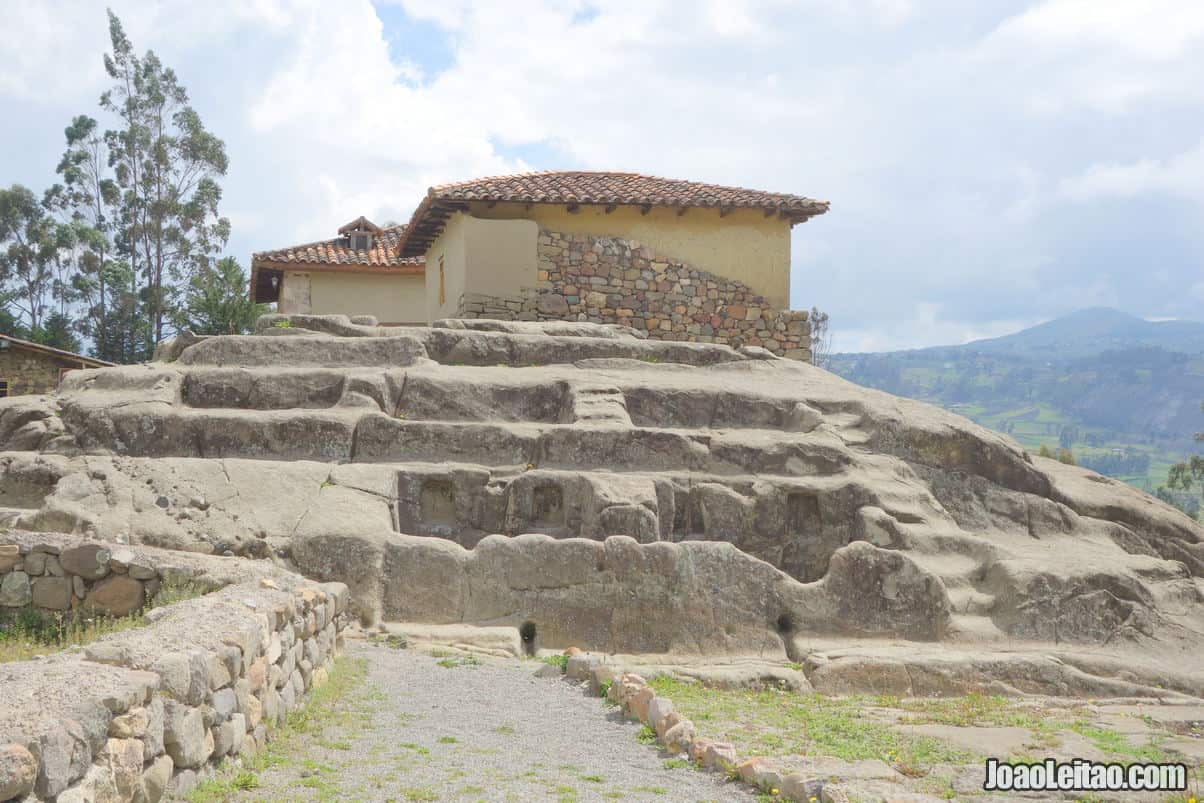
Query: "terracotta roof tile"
398 170 828 256
250 224 422 270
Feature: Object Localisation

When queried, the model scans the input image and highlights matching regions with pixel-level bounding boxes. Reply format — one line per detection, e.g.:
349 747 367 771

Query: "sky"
1 0 1202 352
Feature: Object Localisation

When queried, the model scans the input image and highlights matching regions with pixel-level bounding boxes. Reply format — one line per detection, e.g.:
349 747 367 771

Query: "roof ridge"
428 169 817 198
0 333 114 366
251 223 406 259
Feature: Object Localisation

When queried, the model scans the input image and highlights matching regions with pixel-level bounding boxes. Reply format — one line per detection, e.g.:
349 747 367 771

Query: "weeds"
0 575 207 663
648 676 974 771
186 656 367 802
540 653 569 673
435 654 481 669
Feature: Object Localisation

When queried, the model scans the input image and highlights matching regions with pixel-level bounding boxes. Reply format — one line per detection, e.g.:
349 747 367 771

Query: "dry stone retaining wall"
0 540 191 618
0 533 350 802
456 229 813 361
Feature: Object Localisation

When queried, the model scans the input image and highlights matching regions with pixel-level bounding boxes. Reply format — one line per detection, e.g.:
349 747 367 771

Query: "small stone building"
251 171 829 359
0 334 113 397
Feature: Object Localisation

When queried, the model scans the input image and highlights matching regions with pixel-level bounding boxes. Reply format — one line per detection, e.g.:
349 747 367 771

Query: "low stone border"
0 533 350 802
561 649 852 803
2 539 200 616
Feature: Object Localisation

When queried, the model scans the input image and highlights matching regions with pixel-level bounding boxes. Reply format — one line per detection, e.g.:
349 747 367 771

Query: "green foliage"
175 256 266 336
1056 447 1077 465
831 314 1204 493
0 184 58 335
540 653 569 672
0 574 205 663
0 11 234 363
1158 402 1203 518
188 656 368 803
100 10 230 349
647 675 974 770
809 305 831 368
31 312 83 353
435 654 481 669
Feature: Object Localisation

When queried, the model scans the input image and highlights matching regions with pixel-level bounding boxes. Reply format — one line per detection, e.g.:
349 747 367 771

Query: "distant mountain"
829 308 1204 496
924 307 1204 360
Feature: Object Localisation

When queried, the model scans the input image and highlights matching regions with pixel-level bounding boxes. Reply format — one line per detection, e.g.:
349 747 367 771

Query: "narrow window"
438 256 446 306
352 233 371 250
0 380 7 398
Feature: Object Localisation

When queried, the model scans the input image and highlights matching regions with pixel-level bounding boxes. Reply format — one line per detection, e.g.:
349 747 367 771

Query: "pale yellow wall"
303 272 426 324
468 202 793 308
463 216 539 297
424 213 538 319
424 212 469 321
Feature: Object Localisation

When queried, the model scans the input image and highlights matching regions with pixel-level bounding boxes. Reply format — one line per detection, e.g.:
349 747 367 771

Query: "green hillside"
830 308 1204 511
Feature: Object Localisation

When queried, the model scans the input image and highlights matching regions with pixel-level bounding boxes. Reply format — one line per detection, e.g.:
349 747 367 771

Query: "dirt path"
206 640 755 803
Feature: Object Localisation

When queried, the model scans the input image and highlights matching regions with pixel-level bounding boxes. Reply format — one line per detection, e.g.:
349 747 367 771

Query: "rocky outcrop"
0 315 1201 682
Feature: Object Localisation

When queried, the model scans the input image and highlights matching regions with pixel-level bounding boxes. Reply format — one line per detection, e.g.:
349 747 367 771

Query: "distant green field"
946 401 1181 491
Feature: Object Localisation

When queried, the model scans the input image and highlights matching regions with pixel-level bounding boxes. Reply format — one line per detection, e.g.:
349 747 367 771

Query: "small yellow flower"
770 789 779 795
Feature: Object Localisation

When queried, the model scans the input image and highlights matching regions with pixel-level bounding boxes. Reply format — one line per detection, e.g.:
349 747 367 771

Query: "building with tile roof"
0 334 113 397
251 171 828 358
250 219 426 324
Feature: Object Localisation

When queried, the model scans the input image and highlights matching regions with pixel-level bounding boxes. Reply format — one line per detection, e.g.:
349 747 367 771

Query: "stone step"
176 334 429 367
945 614 1008 642
945 586 997 615
421 327 753 368
567 385 632 426
61 402 865 478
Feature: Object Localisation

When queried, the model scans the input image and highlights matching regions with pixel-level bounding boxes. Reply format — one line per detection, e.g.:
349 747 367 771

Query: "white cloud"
991 0 1204 61
1058 139 1204 202
2 0 1202 352
836 304 1040 353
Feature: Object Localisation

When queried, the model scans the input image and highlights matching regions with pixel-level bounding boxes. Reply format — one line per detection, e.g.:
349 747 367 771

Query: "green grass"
886 692 1073 730
0 575 208 663
186 655 368 802
879 693 1191 767
1068 722 1174 764
435 655 481 669
649 677 975 772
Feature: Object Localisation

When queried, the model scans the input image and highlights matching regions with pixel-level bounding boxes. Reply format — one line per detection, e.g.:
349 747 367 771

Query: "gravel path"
231 641 755 802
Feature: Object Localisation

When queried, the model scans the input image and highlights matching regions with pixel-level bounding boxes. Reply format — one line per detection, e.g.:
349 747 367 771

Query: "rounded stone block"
0 571 31 607
59 543 111 579
0 743 38 800
86 575 145 616
31 576 73 610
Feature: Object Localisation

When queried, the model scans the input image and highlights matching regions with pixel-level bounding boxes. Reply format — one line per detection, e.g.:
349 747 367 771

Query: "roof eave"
398 195 830 257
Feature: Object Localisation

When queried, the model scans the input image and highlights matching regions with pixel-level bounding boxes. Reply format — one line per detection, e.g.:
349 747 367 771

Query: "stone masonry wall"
455 229 813 361
0 348 78 397
0 540 192 616
0 532 350 802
